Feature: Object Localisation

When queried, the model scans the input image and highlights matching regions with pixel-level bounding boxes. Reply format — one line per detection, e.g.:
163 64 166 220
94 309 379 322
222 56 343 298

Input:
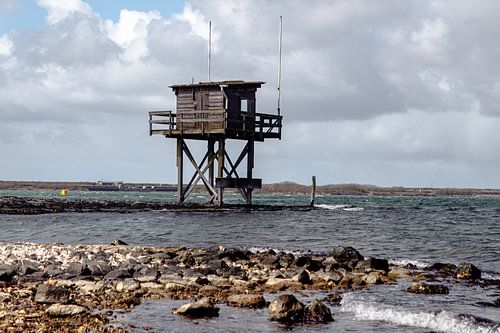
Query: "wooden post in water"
310 175 316 207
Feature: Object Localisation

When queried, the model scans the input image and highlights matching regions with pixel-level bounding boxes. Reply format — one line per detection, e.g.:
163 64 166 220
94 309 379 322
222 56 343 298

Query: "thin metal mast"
277 16 283 116
208 20 212 82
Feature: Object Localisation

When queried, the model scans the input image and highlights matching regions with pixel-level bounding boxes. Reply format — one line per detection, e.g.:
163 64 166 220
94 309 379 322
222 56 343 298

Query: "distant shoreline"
1 180 500 197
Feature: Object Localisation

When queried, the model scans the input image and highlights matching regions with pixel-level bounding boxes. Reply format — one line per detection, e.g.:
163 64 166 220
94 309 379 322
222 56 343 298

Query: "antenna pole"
208 20 212 82
277 16 283 116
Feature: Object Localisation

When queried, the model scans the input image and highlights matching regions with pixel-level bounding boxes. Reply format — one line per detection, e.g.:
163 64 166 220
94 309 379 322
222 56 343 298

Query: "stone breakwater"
0 196 311 215
0 241 493 331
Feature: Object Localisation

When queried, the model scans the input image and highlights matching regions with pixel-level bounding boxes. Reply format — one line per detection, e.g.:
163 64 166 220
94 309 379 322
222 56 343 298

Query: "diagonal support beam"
183 151 209 199
182 141 218 198
184 152 218 201
226 143 248 178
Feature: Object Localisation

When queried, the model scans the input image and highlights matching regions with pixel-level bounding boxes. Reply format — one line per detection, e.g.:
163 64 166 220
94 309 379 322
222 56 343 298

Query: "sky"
1 0 499 188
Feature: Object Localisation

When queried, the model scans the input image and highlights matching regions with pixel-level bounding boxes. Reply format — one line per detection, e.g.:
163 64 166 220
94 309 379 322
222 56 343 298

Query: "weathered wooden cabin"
149 80 282 206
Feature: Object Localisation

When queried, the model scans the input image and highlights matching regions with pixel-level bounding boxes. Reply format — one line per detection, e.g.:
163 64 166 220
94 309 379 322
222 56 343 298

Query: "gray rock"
425 262 457 275
407 282 449 294
116 279 140 292
178 252 196 266
110 239 128 246
227 294 266 308
218 248 249 261
355 257 389 272
66 262 90 276
134 268 160 283
293 270 312 285
326 270 344 283
35 284 70 304
457 263 481 280
86 261 111 276
279 253 295 269
45 265 64 277
173 297 219 318
46 304 87 317
19 259 39 275
260 254 281 269
304 300 334 323
322 293 342 306
294 256 322 272
0 264 17 282
268 294 305 323
104 269 132 280
331 246 363 263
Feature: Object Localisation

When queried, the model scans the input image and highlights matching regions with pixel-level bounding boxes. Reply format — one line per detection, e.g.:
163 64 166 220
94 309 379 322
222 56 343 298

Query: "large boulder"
227 294 266 308
331 246 363 264
407 282 449 294
355 258 389 272
268 294 305 323
173 297 219 318
0 264 17 282
456 263 481 280
110 239 128 246
35 284 70 304
294 256 323 272
104 269 133 280
65 262 91 276
86 260 111 276
260 254 281 269
292 270 312 285
303 300 334 323
18 259 40 275
425 262 457 275
134 268 160 283
218 248 249 261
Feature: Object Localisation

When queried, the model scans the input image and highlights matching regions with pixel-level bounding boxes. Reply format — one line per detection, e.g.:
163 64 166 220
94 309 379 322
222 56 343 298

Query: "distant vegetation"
1 181 499 196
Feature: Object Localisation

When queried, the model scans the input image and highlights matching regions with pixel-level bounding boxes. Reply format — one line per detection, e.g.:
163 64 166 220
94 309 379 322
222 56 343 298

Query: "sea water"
1 191 499 332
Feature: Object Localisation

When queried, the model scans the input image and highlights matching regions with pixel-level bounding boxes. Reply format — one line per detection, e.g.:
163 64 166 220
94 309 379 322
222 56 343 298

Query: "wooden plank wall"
176 87 225 132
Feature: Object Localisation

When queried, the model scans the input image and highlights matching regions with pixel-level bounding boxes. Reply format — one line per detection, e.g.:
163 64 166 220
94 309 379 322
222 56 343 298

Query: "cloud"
105 9 161 62
1 0 500 186
36 0 92 24
0 34 13 56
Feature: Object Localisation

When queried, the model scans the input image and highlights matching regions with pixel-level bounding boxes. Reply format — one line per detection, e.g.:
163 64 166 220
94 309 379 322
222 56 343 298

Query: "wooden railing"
149 110 282 138
149 111 175 135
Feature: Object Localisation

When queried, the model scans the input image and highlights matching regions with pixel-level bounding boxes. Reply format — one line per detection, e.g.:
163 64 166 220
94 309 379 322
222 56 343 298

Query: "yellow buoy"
60 189 68 196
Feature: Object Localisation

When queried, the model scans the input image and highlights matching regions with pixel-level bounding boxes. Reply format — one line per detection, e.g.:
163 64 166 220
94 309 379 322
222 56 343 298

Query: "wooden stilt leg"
176 138 184 204
217 139 225 207
246 139 254 205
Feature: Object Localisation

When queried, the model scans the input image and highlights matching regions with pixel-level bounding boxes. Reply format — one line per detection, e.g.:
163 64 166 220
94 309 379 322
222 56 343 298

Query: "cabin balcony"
149 110 282 141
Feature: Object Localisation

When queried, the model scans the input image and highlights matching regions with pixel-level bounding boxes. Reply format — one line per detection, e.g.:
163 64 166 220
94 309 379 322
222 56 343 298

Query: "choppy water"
1 190 500 332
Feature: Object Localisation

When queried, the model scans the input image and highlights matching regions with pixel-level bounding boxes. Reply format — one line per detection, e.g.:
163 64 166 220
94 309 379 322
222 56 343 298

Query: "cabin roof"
169 80 265 89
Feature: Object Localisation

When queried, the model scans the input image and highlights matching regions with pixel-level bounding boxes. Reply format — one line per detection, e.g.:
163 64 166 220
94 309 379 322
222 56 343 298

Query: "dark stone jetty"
0 241 494 331
0 196 312 215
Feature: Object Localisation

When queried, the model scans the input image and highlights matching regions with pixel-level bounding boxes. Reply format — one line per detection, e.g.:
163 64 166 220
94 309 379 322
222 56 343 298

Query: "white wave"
315 204 362 211
340 293 500 333
388 258 430 268
343 207 364 212
482 272 500 280
246 246 311 256
315 204 364 211
315 204 349 210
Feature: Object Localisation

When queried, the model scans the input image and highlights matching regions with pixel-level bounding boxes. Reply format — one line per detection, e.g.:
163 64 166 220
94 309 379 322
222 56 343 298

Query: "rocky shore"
0 241 495 331
0 196 311 215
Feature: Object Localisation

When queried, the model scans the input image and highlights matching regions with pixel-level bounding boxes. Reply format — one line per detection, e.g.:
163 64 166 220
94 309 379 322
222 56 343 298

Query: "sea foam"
315 204 364 211
340 293 500 333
